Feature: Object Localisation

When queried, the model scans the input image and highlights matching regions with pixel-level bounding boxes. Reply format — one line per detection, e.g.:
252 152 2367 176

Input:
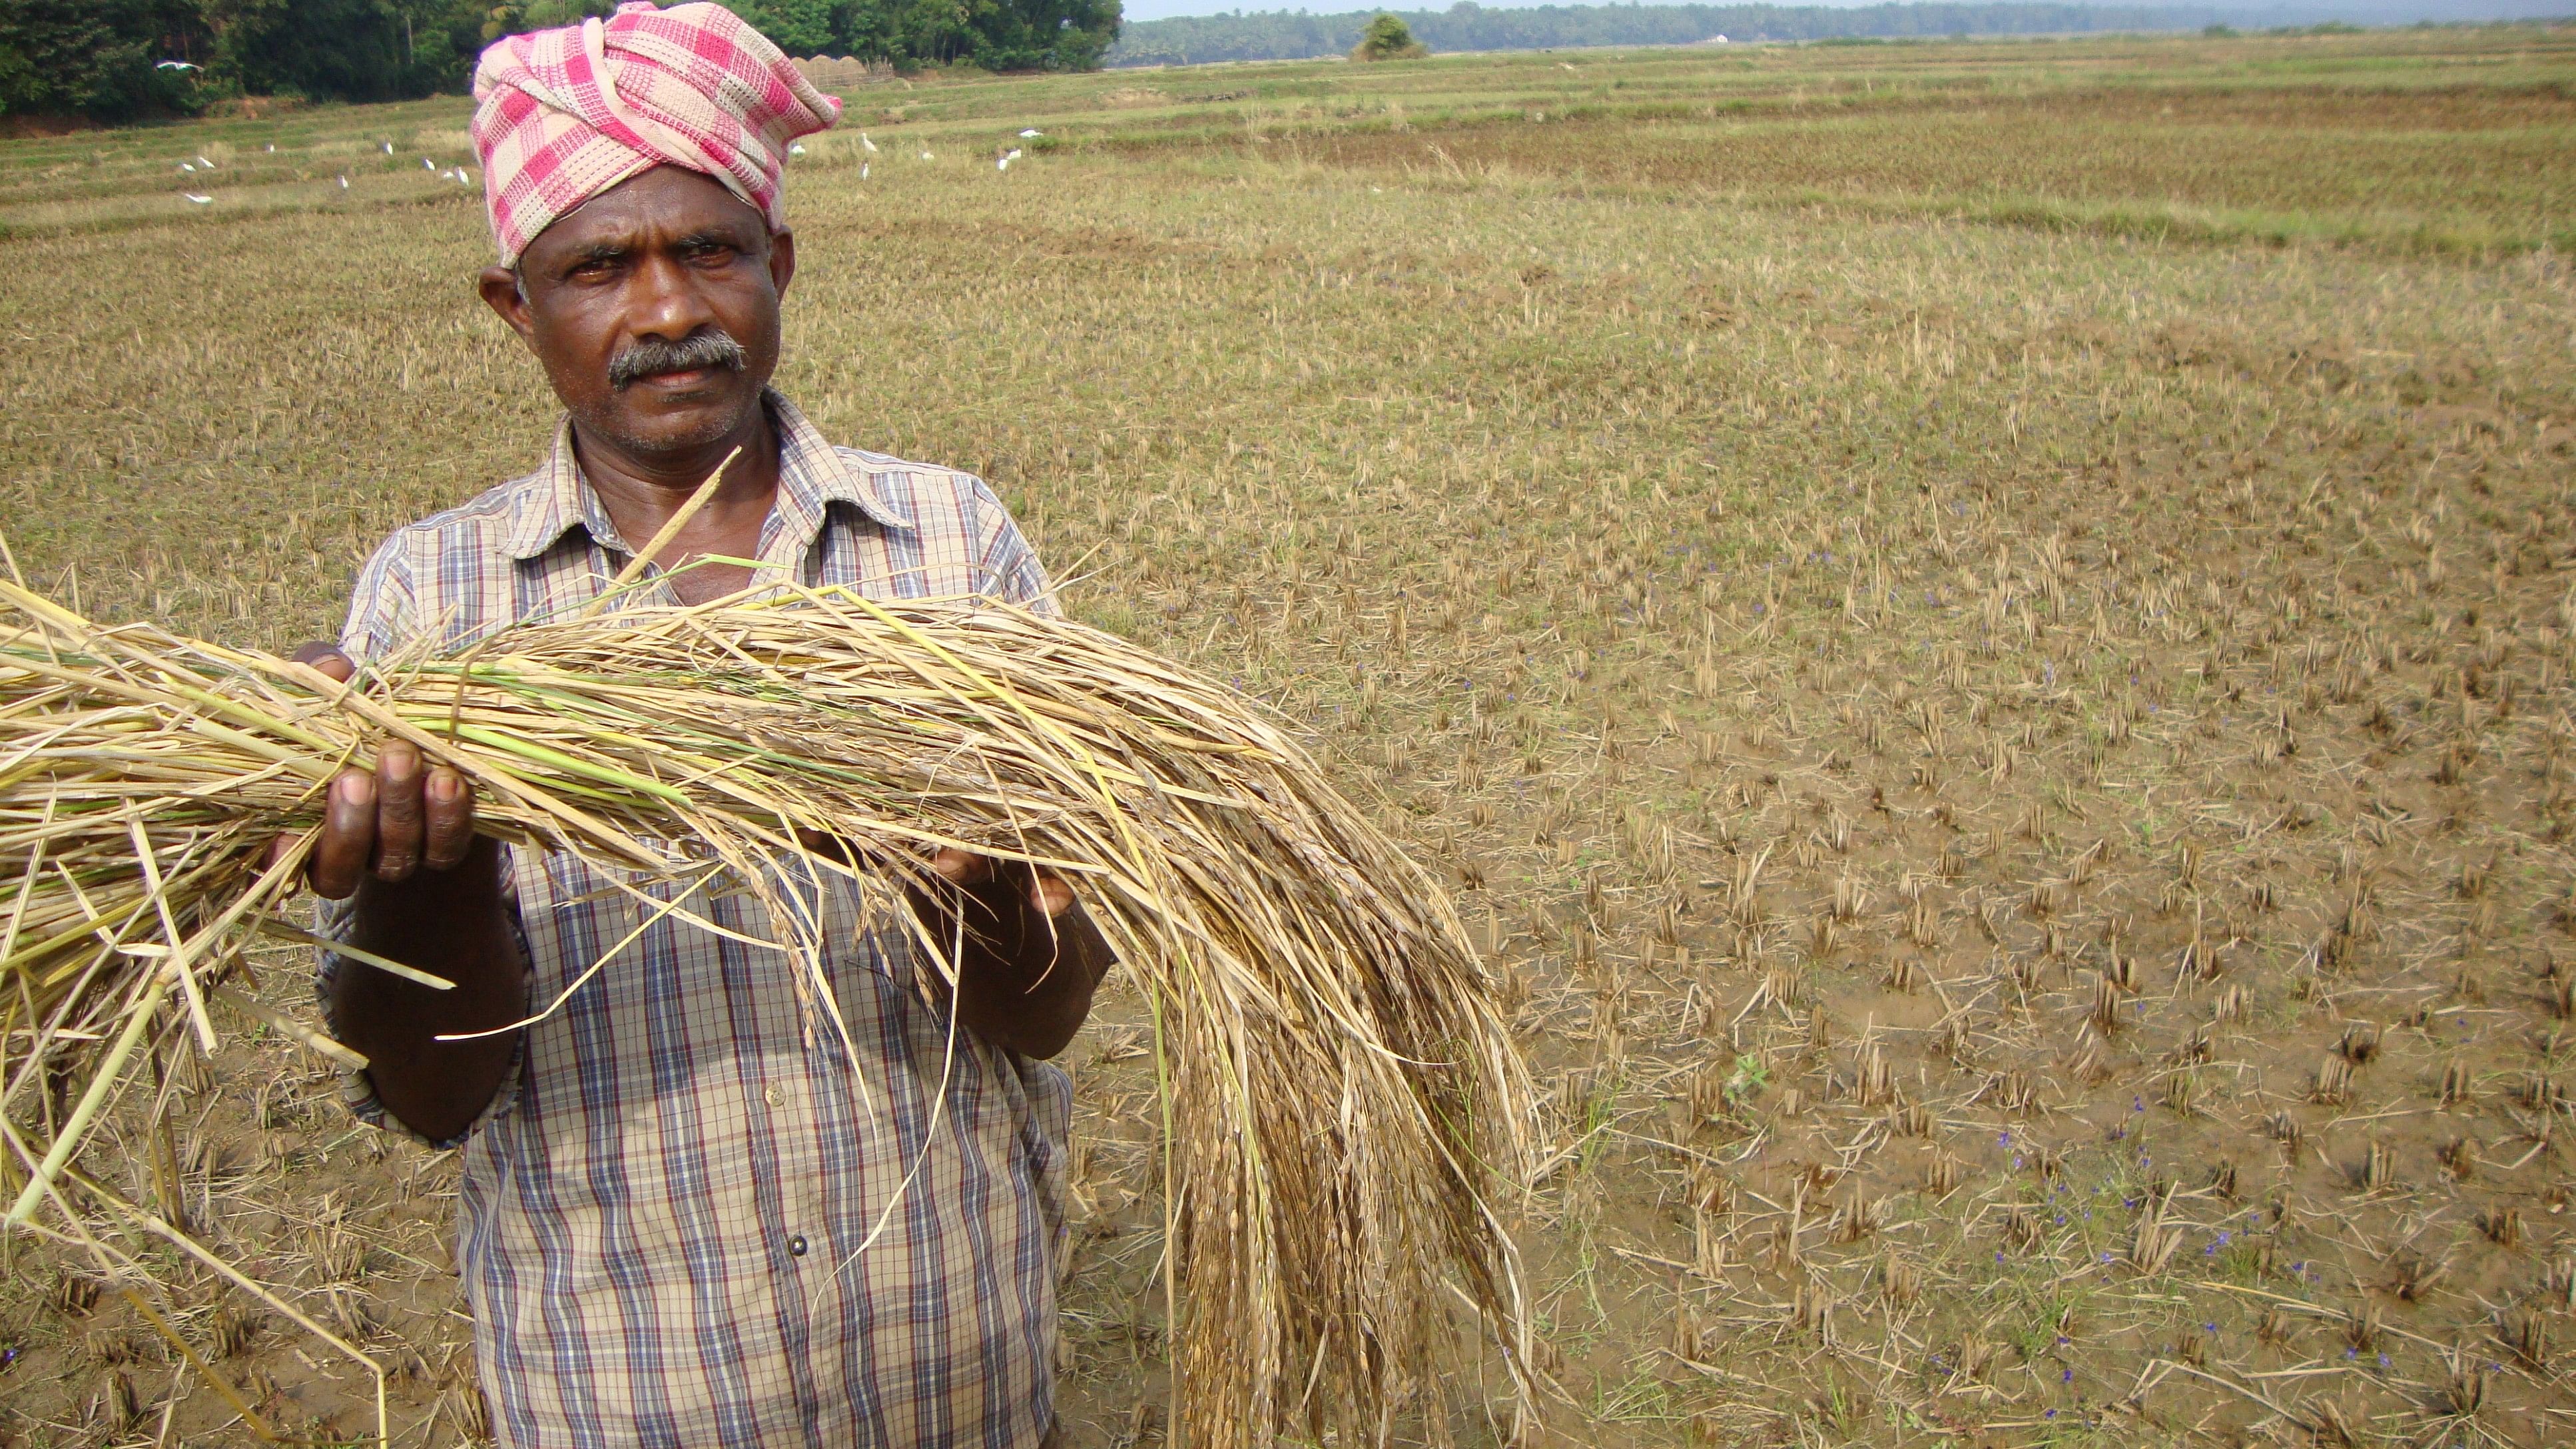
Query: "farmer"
290 5 1112 1445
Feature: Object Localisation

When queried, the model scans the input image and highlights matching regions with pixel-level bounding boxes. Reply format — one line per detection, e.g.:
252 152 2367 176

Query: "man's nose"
626 252 717 341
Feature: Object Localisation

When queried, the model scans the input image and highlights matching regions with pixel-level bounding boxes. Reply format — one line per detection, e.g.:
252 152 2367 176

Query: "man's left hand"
907 849 1112 1060
928 848 1076 920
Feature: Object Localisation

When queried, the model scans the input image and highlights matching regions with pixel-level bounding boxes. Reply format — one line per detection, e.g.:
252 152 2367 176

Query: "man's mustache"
607 330 748 389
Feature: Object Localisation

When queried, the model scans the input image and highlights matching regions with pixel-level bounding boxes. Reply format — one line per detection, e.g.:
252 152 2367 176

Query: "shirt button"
788 1234 808 1257
763 1084 785 1109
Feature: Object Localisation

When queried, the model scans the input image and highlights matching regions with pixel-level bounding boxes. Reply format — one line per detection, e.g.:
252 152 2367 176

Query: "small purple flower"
2061 1368 2073 1382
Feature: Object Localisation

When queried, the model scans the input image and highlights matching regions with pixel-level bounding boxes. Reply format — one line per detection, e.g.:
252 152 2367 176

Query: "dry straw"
0 553 1535 1446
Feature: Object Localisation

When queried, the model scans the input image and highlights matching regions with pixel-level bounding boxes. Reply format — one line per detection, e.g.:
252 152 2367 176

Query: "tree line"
1104 1 2243 66
0 0 1121 122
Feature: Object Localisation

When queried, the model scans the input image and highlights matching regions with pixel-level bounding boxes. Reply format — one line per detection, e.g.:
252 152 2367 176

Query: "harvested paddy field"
5 24 2576 1448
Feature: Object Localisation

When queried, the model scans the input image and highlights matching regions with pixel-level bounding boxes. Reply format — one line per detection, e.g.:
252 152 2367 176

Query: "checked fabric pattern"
472 1 840 266
317 394 1070 1448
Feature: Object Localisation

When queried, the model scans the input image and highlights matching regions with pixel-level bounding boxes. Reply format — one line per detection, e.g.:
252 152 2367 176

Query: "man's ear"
478 265 539 346
768 228 797 300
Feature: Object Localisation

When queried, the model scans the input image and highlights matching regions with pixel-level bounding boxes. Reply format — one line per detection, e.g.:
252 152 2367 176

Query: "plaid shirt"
319 392 1072 1449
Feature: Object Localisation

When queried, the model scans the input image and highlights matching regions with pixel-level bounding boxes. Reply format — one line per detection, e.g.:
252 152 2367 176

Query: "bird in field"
789 142 805 156
1019 129 1042 138
195 155 214 169
1005 148 1022 162
178 162 195 173
338 174 350 189
382 141 394 154
860 132 877 152
996 155 1010 172
423 156 437 170
860 162 870 180
919 148 932 161
182 193 212 204
156 60 199 71
456 169 472 184
265 143 275 152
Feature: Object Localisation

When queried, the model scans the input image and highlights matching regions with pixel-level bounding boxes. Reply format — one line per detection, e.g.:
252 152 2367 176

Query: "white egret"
178 162 195 173
338 174 350 189
382 141 394 154
860 132 878 152
1005 148 1022 162
423 156 437 170
155 60 200 71
182 193 212 204
196 155 213 169
1019 129 1042 138
789 142 805 156
265 143 276 152
860 162 870 180
920 148 932 161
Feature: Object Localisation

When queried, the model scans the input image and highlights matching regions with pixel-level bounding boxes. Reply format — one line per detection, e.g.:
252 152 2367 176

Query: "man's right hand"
273 642 479 898
287 642 527 1141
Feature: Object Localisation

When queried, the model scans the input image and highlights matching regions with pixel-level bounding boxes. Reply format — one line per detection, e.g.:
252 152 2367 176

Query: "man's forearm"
326 837 527 1142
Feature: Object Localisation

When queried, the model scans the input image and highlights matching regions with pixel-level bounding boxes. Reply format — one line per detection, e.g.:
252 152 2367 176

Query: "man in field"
291 5 1111 1444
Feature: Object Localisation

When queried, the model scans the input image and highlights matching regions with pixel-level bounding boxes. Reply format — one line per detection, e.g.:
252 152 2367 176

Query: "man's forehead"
526 166 769 258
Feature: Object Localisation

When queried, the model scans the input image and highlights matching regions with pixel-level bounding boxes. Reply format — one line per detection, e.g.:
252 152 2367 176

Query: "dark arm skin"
290 649 1114 1142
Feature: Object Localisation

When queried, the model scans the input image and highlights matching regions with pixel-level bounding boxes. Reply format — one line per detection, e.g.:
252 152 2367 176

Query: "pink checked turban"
472 2 840 267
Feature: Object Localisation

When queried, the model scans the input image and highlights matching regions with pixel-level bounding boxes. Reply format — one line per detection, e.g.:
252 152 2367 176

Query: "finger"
930 848 990 886
422 765 475 870
310 770 375 900
289 641 355 683
1032 870 1075 919
372 739 425 880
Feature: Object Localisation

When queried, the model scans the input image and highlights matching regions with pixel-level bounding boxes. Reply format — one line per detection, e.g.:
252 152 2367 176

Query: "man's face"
480 166 795 461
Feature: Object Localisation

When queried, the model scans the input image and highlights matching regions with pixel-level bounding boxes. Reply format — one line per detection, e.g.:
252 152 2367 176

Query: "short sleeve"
966 475 1058 618
338 533 422 663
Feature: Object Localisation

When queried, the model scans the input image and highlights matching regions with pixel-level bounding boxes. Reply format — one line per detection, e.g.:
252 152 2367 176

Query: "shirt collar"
501 388 914 563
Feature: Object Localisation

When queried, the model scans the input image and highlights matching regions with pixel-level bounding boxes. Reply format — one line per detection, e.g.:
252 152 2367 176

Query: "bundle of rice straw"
0 568 1535 1446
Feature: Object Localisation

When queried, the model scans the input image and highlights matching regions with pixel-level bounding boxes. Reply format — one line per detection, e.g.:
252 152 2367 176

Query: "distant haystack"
792 55 894 91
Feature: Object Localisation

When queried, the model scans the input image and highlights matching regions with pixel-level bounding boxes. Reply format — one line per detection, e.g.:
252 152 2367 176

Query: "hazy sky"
1116 0 2569 27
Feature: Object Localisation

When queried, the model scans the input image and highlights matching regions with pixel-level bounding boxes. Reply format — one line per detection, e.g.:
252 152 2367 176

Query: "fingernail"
427 771 459 802
336 772 373 804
